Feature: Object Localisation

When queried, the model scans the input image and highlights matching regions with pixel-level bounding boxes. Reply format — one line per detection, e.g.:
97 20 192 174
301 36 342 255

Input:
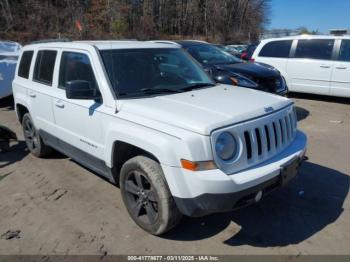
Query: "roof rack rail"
148 40 181 46
30 38 71 44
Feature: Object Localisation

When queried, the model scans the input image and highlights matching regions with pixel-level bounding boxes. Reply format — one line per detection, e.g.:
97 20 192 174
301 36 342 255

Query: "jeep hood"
118 85 292 136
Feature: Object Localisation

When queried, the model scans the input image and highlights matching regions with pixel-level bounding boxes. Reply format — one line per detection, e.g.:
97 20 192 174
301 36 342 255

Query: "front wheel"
120 156 182 235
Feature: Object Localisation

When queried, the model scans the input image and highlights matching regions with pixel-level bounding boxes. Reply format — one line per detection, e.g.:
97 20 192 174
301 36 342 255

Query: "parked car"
214 44 242 58
252 35 350 98
241 43 258 61
226 44 248 57
0 41 22 99
228 44 248 53
13 40 307 235
153 40 287 95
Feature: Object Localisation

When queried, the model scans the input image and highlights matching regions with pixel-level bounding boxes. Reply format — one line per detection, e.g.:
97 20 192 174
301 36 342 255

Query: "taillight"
250 58 255 62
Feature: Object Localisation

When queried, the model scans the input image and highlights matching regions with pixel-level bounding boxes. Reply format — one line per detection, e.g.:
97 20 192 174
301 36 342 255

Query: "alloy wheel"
23 118 38 151
124 170 159 225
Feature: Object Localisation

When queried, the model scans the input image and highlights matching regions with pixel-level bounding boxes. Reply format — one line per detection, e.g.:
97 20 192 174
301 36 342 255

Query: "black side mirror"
65 80 100 100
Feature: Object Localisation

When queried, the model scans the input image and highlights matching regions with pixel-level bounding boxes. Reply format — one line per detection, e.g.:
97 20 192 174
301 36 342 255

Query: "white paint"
13 41 307 201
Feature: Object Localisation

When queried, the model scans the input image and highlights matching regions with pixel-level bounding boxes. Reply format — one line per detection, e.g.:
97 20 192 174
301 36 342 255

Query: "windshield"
100 48 214 98
186 44 242 65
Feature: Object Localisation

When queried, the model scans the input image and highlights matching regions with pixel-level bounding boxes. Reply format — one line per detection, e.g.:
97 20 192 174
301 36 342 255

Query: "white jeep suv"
13 40 307 235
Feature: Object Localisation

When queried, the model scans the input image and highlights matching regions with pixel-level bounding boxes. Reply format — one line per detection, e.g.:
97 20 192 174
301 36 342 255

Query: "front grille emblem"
264 106 274 113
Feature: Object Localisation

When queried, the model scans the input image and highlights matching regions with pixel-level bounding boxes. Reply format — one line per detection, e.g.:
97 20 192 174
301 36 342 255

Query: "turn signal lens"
180 159 217 171
230 77 239 85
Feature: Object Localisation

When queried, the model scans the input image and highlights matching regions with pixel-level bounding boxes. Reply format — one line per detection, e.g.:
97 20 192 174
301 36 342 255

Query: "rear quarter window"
33 50 57 85
338 40 350 62
18 51 34 79
259 40 292 58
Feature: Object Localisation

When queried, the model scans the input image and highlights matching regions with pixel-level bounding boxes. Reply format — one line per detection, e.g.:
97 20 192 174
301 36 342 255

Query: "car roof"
175 40 209 47
261 34 350 43
22 40 181 51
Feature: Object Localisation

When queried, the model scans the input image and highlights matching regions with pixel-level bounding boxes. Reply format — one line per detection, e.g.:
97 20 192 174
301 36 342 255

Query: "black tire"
22 113 51 157
0 141 10 152
120 156 182 235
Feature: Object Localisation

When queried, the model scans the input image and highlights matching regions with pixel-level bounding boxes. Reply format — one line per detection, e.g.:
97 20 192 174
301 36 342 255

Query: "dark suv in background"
153 40 287 96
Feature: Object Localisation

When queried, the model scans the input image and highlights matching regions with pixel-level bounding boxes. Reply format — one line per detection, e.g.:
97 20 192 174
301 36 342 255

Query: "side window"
59 52 98 90
18 51 34 79
295 39 335 60
259 40 292 58
338 40 350 62
33 50 57 85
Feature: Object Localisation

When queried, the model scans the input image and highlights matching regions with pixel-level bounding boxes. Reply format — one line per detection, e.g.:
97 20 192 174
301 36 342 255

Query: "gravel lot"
0 94 349 255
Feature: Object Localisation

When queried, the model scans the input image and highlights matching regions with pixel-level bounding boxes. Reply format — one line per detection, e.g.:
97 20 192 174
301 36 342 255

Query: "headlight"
215 132 237 161
275 76 286 92
230 75 258 89
275 78 281 87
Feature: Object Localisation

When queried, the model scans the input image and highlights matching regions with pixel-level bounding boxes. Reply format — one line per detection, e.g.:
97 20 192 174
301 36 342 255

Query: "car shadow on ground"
0 141 28 169
0 96 14 111
289 92 350 105
45 150 69 160
295 106 309 122
163 161 349 247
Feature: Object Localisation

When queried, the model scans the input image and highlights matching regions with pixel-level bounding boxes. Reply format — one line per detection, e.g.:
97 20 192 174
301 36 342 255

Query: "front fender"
104 118 186 168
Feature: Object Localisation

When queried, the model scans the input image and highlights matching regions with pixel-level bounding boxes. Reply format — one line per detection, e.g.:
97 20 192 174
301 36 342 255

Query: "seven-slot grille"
211 105 297 175
243 108 297 162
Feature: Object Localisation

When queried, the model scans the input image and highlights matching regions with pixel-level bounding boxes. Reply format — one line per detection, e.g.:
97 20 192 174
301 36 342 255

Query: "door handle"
55 100 65 108
28 91 36 98
320 65 331 69
336 66 347 70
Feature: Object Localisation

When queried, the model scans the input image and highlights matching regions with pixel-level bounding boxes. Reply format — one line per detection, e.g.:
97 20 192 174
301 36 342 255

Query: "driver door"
51 50 106 171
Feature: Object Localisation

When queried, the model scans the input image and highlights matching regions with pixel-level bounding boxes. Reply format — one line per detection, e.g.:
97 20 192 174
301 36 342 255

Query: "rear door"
286 39 335 95
27 49 58 134
331 39 350 97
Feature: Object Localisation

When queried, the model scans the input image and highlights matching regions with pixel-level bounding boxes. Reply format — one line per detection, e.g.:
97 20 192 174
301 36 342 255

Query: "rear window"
295 39 335 60
33 50 57 85
18 51 34 79
259 40 292 58
338 40 350 62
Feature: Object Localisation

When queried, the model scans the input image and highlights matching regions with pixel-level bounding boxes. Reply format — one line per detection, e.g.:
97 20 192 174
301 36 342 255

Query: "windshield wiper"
117 88 183 98
138 88 184 95
179 82 216 92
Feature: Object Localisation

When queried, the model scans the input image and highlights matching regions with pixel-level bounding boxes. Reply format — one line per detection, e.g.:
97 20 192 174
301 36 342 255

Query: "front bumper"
174 156 304 217
162 131 307 217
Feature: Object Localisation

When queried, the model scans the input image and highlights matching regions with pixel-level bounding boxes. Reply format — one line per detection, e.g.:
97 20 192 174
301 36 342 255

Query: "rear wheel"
22 113 51 157
120 156 182 235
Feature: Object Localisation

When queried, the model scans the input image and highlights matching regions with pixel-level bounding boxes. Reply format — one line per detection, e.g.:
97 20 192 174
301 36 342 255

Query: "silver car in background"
0 41 22 99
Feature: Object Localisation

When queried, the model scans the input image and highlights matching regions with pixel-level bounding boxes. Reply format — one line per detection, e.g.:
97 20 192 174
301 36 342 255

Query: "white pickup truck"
12 40 307 235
